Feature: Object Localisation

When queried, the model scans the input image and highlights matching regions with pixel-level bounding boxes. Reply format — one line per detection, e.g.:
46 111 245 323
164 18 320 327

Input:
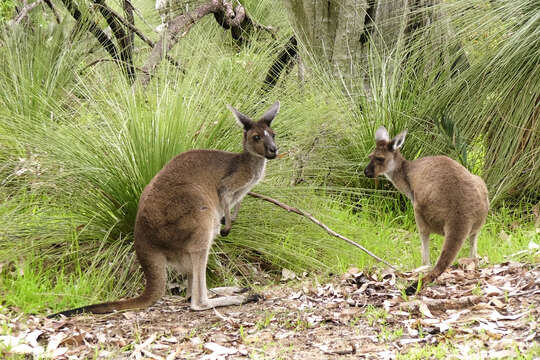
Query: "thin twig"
247 192 398 270
498 288 540 299
44 0 61 24
80 58 147 75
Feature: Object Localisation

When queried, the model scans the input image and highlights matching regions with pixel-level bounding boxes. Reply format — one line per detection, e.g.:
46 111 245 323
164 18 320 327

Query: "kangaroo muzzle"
265 144 278 159
364 163 375 178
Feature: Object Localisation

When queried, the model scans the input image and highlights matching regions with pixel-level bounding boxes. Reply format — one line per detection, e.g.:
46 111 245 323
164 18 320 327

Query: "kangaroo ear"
227 105 254 130
259 101 280 126
375 126 390 142
389 129 407 151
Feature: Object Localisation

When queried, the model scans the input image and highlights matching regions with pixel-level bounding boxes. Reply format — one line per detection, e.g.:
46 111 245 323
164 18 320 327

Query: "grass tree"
429 0 540 204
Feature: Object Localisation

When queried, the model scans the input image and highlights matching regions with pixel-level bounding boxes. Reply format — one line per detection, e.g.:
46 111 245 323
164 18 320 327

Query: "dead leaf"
418 302 434 318
484 284 504 296
458 258 478 271
489 310 528 321
490 298 505 308
203 342 238 356
281 268 297 282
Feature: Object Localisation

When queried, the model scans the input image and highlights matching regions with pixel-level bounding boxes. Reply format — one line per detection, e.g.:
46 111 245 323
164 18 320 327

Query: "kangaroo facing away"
364 126 489 295
49 102 280 317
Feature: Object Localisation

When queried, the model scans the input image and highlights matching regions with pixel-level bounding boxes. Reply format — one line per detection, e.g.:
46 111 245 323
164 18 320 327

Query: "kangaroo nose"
269 146 277 155
364 167 372 178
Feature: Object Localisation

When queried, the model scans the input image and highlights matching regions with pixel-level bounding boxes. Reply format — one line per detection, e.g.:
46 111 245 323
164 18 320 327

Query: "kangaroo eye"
253 135 261 141
271 133 276 139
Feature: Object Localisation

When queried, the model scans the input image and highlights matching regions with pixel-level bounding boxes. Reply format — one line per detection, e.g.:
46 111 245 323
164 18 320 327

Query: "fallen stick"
247 192 398 270
129 333 157 360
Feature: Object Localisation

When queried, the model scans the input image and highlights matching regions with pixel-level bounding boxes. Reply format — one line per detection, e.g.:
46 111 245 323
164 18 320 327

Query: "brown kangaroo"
364 126 489 295
49 101 280 317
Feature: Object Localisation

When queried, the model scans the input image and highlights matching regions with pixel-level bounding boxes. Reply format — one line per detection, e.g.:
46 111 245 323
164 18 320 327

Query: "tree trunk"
283 0 464 93
283 0 368 90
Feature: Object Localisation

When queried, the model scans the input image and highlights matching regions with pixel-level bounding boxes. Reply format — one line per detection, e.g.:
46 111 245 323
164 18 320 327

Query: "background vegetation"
0 0 538 315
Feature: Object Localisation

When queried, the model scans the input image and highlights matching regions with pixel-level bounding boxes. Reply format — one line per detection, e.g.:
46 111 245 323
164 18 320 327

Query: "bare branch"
140 1 221 87
125 0 154 31
139 0 276 87
262 36 298 92
123 0 135 52
44 0 61 24
11 0 43 25
247 192 398 270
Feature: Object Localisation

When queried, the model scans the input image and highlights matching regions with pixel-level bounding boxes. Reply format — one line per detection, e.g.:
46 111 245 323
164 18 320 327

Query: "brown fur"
364 126 489 295
49 102 280 317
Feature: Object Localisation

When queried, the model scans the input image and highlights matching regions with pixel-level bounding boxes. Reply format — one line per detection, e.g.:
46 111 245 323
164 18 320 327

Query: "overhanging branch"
60 0 120 64
93 0 136 83
140 0 275 87
140 1 220 87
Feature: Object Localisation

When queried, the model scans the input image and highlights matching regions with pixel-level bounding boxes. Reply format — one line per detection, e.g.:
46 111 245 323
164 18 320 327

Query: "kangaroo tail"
406 224 469 295
48 253 167 318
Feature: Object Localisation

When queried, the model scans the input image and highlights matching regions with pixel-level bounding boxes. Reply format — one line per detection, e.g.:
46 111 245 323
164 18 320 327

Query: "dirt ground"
1 260 539 359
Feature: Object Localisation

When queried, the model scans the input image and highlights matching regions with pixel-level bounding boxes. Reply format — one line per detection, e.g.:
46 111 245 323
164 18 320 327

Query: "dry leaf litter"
1 260 539 359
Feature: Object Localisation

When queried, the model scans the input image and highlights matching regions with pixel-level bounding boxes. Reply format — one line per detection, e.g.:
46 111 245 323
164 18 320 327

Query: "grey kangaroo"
49 101 280 317
364 126 489 295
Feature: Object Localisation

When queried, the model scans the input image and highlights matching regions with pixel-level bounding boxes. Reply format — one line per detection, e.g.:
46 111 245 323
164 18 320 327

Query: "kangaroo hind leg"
188 232 260 311
413 206 431 266
468 231 480 259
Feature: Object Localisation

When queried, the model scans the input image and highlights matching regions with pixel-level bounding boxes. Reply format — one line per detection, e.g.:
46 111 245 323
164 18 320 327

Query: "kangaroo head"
227 101 280 160
364 126 407 178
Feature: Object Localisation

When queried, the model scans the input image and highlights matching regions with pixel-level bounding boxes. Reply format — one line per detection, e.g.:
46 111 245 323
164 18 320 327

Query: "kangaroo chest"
232 161 266 203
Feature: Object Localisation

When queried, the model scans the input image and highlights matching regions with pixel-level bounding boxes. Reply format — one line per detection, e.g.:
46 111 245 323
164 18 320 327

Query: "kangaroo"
364 126 489 295
49 101 280 317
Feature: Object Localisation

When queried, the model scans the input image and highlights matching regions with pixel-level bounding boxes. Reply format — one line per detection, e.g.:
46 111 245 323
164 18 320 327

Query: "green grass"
397 341 540 360
396 342 459 360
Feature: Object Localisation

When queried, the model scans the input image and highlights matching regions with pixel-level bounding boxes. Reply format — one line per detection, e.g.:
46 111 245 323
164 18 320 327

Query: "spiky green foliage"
428 0 540 204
